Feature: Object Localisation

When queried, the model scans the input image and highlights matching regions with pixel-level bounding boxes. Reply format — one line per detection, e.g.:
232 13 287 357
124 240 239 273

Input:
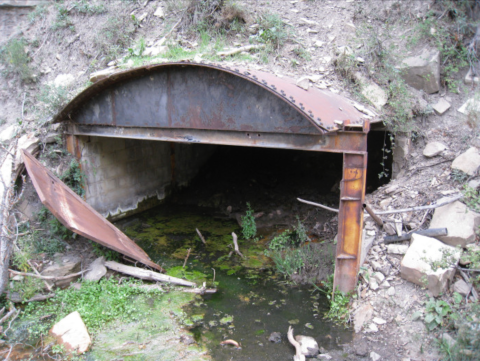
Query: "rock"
49 311 91 354
430 201 480 247
387 244 409 255
372 272 385 283
458 98 480 115
44 133 61 144
354 342 368 356
365 323 378 333
361 229 375 266
355 72 388 110
53 73 75 88
268 332 282 343
0 125 18 142
387 286 396 296
14 133 40 174
468 179 480 189
398 49 440 94
383 223 396 236
89 67 118 83
296 76 311 90
370 351 381 361
370 278 379 291
84 257 106 282
451 147 480 176
392 135 411 179
354 304 373 333
441 333 456 348
153 6 165 18
41 259 81 288
432 98 451 115
373 317 386 325
400 234 461 296
143 46 167 57
423 141 447 157
295 335 319 357
452 279 471 296
180 335 195 345
465 68 480 85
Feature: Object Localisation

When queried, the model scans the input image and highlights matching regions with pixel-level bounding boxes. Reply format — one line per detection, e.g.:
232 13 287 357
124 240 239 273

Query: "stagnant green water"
117 204 352 360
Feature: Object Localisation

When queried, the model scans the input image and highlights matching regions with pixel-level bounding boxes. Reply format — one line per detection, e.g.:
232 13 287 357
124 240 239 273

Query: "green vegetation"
51 3 74 31
424 297 452 331
61 159 86 197
95 13 136 62
37 84 70 122
256 12 291 50
463 184 480 212
37 206 73 242
241 202 257 239
28 4 48 24
73 0 107 14
0 37 33 81
312 275 351 326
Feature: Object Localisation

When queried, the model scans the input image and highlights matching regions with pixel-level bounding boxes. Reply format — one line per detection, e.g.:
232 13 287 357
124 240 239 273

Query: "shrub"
0 38 33 81
256 12 290 49
241 202 256 239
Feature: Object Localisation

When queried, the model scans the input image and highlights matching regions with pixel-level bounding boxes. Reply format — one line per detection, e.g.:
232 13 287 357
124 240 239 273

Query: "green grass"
0 37 33 81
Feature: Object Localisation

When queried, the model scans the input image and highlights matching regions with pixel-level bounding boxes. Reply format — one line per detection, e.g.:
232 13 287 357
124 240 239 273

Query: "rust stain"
21 150 164 272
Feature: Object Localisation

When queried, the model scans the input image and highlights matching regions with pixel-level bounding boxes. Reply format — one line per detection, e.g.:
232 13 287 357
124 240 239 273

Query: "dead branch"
183 248 191 268
3 310 19 336
287 326 305 361
105 261 195 287
297 198 339 213
0 308 16 325
231 232 245 259
458 267 480 273
364 204 384 225
217 44 266 57
26 293 55 302
196 228 206 244
13 243 53 292
372 194 463 215
9 269 87 281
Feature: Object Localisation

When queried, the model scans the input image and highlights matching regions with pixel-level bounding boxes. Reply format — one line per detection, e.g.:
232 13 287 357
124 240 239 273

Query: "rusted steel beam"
333 152 368 294
65 124 368 154
21 150 163 272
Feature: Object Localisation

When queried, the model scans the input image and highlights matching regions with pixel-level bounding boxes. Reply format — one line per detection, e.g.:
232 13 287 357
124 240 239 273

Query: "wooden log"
105 261 195 287
364 204 384 225
217 44 265 57
9 269 86 281
383 228 448 244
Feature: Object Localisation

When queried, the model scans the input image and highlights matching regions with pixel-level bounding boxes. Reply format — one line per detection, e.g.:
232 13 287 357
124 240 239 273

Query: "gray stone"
430 201 480 247
392 136 411 179
451 147 480 176
354 342 368 356
50 311 91 354
400 234 461 296
53 73 75 88
370 351 381 361
387 286 396 296
369 278 379 291
143 46 167 57
383 222 396 236
452 279 471 296
295 335 319 357
153 5 164 18
296 76 311 90
355 72 387 110
423 141 447 157
268 332 282 343
89 67 118 83
0 125 18 142
84 257 106 282
458 98 480 115
465 69 480 85
387 244 409 255
354 304 373 333
360 229 375 266
441 333 456 349
373 317 386 325
372 272 385 283
398 49 440 94
468 178 480 189
432 98 451 115
44 133 61 144
41 259 81 288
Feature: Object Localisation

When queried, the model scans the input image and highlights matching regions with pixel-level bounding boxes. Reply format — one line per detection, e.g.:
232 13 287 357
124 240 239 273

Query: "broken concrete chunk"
354 304 373 333
398 49 440 94
296 76 311 90
41 259 81 288
387 244 409 255
451 147 480 176
452 279 471 296
355 72 387 110
465 68 480 85
84 257 107 282
89 67 118 83
432 98 451 115
430 201 480 247
400 234 461 296
50 311 91 354
458 98 480 115
423 141 447 158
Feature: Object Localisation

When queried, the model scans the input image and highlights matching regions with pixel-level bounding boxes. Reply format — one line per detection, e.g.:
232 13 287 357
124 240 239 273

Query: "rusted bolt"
244 71 249 76
309 114 314 118
262 79 267 84
299 103 303 106
235 69 240 73
253 75 258 80
300 106 305 110
271 85 276 90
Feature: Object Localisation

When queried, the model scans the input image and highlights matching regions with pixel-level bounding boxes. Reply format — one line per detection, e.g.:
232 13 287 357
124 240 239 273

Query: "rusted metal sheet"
54 62 371 134
21 150 163 272
333 152 368 293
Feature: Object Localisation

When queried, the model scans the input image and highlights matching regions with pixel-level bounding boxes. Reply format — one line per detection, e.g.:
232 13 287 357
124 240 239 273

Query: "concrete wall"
77 136 216 220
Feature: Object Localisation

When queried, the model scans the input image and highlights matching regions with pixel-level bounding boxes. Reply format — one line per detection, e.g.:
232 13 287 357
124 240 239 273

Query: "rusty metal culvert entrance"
26 62 378 292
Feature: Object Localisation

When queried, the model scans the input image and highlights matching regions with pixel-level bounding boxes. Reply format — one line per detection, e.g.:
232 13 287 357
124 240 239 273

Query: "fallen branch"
105 261 195 287
13 243 52 292
3 310 19 336
230 232 244 259
364 204 384 225
196 228 206 245
458 267 480 273
217 44 265 57
287 326 305 361
372 194 463 215
0 308 16 325
9 269 86 281
383 228 448 244
183 248 191 268
297 198 339 213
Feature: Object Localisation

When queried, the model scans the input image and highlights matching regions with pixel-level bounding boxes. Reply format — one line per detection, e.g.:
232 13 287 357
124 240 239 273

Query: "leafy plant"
95 14 136 62
451 169 469 184
463 184 480 212
128 38 146 57
28 4 48 24
90 241 119 261
241 202 257 239
256 12 291 50
73 0 106 14
315 274 351 326
61 159 86 197
0 37 33 81
424 297 452 331
37 206 73 241
51 3 74 31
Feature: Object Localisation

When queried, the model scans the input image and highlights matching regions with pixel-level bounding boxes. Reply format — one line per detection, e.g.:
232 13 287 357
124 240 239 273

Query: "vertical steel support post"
333 152 368 293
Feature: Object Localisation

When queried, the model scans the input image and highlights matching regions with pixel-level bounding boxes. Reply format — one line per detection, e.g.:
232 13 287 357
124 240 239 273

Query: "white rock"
84 257 106 282
14 133 40 173
369 278 379 291
468 179 480 189
89 67 118 83
430 201 480 247
387 286 396 296
0 125 18 142
354 304 373 333
432 98 451 115
143 46 167 57
452 279 471 296
370 351 381 361
373 272 385 283
400 234 461 296
465 68 480 85
295 335 319 357
423 141 447 157
296 76 311 90
365 323 378 333
355 73 387 110
300 17 318 25
387 244 409 255
153 6 165 18
458 98 480 115
398 49 440 94
451 147 480 176
373 317 387 325
49 311 91 354
53 73 75 88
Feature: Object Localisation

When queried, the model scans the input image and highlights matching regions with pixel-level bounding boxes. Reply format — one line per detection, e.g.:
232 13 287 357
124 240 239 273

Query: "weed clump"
0 38 33 81
241 202 257 239
36 84 70 122
95 14 136 62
